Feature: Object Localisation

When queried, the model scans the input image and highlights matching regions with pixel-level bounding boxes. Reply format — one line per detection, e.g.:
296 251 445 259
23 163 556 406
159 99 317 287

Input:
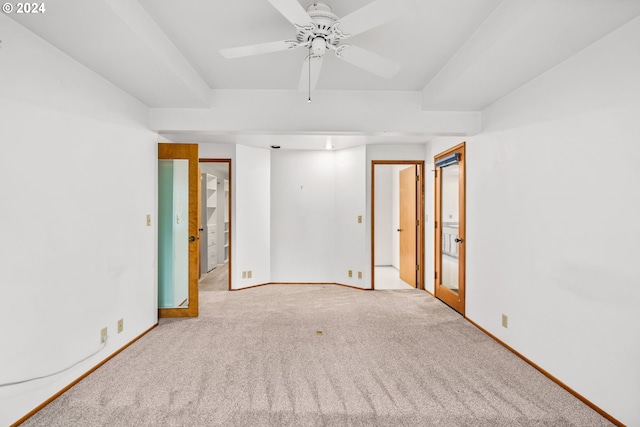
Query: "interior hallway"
374 266 413 290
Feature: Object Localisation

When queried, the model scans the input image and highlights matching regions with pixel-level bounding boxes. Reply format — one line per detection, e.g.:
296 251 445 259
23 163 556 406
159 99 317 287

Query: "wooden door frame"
434 142 466 315
158 143 199 318
371 160 425 290
199 158 232 291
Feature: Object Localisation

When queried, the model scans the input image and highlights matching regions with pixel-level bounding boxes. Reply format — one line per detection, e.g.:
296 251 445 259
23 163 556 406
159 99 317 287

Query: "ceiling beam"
150 90 480 137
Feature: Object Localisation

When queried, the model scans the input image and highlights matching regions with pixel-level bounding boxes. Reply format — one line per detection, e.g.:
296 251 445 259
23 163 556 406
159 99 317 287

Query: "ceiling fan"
219 0 413 91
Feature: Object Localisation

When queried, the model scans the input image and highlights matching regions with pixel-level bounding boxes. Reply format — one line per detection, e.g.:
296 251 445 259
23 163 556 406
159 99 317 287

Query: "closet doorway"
198 159 232 291
371 161 425 290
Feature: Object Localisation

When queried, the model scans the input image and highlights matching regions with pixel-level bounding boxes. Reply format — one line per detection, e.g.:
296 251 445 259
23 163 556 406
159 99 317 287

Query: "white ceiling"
138 0 502 91
9 0 640 150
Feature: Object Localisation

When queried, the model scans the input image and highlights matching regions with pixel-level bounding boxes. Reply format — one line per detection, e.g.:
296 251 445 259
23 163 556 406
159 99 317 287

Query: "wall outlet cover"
117 319 124 333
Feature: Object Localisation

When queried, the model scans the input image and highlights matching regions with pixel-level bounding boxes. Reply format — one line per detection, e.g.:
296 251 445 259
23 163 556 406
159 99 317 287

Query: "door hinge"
416 220 420 226
416 265 420 271
434 271 437 279
434 220 438 228
416 175 419 182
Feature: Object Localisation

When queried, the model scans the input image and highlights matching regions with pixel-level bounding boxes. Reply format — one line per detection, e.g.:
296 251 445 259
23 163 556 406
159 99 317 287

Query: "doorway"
198 159 232 291
434 142 466 315
371 161 425 290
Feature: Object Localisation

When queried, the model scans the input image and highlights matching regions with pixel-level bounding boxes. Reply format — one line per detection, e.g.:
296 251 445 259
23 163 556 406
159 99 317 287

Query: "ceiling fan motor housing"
307 2 338 26
296 2 344 56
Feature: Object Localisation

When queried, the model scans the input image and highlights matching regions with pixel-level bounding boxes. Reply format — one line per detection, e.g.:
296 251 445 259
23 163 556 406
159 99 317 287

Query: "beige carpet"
22 284 612 426
199 263 229 292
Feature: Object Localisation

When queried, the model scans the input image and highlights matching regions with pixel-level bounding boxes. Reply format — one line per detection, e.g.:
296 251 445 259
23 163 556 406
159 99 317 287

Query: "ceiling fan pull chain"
308 46 312 103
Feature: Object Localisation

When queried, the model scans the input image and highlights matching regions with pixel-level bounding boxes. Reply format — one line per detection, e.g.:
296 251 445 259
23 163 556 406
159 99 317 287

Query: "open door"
399 165 418 288
158 143 199 318
434 142 465 315
371 160 424 290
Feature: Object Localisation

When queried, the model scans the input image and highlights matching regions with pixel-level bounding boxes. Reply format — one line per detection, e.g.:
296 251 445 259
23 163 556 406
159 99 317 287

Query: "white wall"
426 16 640 426
197 143 236 159
269 148 367 285
334 146 367 287
270 150 337 282
234 145 270 288
374 166 393 265
0 15 158 426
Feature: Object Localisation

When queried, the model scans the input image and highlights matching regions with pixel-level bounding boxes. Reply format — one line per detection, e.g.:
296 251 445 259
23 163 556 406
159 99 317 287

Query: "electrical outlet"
117 319 124 334
247 270 252 279
242 271 247 279
502 314 508 328
358 271 362 279
101 327 108 343
357 215 362 223
146 214 151 226
348 270 353 278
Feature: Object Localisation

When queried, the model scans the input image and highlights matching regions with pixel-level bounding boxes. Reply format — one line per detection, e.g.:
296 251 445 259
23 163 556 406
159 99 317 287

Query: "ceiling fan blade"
266 0 314 27
220 40 299 59
298 55 324 91
336 45 400 79
337 0 413 38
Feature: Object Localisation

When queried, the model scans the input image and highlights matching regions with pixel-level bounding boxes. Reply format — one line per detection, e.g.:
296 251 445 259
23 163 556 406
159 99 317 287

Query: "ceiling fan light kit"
219 0 410 98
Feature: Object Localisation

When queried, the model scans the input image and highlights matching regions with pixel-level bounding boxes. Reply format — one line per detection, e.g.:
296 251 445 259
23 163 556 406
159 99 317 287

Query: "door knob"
189 236 196 242
397 229 402 232
455 237 464 243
